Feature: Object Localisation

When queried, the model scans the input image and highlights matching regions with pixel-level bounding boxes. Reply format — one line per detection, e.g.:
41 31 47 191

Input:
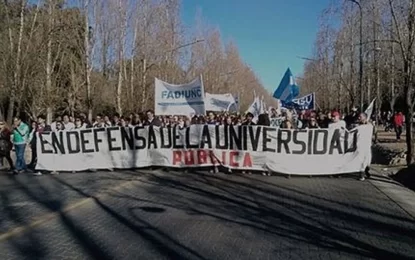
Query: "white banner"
205 93 238 112
36 125 373 175
154 76 206 116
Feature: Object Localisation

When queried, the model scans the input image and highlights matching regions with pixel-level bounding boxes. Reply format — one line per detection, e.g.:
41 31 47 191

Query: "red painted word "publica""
172 149 253 168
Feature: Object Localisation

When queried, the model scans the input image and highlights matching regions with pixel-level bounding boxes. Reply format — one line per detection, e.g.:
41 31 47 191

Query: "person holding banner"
329 111 346 129
358 112 372 181
242 113 256 126
144 110 162 127
306 118 320 129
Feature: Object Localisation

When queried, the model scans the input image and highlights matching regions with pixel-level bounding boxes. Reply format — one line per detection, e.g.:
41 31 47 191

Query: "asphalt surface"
0 169 414 260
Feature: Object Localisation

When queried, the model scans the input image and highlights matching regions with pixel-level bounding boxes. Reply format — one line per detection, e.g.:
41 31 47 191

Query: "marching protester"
63 114 75 130
242 112 255 126
329 111 346 129
144 110 162 126
0 121 14 173
257 113 270 126
51 115 61 131
103 115 112 127
306 117 319 129
29 115 52 176
344 107 359 129
74 116 86 129
393 111 404 140
357 112 371 181
12 116 30 174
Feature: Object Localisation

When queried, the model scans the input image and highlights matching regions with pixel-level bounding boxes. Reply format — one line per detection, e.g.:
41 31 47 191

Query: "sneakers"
359 176 365 181
33 172 42 176
50 171 59 175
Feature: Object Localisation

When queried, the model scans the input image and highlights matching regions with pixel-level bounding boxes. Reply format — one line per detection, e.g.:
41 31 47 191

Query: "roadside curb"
369 166 415 220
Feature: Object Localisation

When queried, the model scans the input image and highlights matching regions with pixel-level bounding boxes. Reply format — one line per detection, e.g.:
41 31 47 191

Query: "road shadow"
52 175 208 260
1 170 415 259
392 165 415 191
113 171 415 260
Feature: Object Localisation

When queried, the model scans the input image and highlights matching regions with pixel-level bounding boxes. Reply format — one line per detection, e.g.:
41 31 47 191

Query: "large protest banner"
205 93 238 112
154 76 206 116
36 125 373 175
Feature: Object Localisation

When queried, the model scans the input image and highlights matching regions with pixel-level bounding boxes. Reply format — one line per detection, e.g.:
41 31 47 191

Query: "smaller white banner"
205 93 238 112
154 76 206 116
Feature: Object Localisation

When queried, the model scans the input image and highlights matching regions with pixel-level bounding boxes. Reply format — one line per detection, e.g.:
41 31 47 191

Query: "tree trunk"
84 0 93 122
45 0 54 124
404 58 414 165
141 58 147 111
405 107 414 165
7 0 26 123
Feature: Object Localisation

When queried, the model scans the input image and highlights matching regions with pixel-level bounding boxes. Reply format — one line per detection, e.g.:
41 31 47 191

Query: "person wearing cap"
328 111 346 129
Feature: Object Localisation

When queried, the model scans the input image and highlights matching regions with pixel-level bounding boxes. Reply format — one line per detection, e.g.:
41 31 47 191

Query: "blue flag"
281 93 315 110
273 68 300 102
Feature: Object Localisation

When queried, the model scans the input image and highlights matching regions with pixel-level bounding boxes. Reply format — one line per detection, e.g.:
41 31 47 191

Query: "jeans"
15 144 26 171
395 125 403 140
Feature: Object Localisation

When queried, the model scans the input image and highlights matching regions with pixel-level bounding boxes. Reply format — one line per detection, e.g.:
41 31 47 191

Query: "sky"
181 0 331 94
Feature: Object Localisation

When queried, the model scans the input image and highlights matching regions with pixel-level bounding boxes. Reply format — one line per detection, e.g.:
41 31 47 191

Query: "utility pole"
347 0 364 111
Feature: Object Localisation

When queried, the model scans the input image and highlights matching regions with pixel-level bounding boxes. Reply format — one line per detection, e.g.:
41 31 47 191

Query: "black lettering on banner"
329 129 343 154
277 129 291 154
67 131 80 154
93 128 105 152
344 129 358 153
80 129 94 153
147 126 158 149
185 126 199 149
172 126 184 149
215 125 229 149
229 125 242 150
52 131 65 154
120 127 134 150
292 130 306 155
307 130 313 154
242 126 248 150
134 127 146 149
248 126 261 151
262 127 276 152
39 133 53 154
107 127 121 151
160 127 172 149
200 125 212 149
313 129 328 155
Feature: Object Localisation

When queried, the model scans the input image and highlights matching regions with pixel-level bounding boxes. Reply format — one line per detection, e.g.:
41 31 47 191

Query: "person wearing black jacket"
30 115 51 175
243 112 256 126
144 110 162 127
0 121 14 173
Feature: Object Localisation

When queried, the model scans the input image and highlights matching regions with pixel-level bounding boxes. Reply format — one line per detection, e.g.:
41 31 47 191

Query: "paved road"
0 169 414 260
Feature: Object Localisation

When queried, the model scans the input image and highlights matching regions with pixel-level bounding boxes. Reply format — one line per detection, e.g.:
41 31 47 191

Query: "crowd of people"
0 106 377 179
